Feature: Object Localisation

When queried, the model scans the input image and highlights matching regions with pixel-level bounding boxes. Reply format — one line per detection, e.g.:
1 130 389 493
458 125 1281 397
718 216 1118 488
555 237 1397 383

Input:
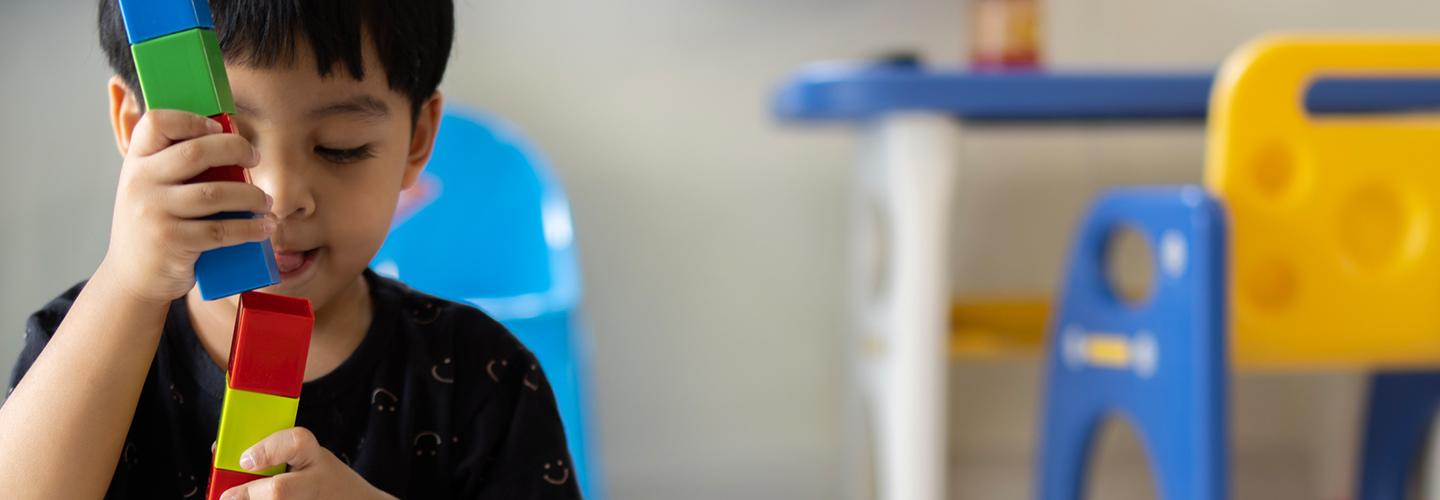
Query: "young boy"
0 1 582 499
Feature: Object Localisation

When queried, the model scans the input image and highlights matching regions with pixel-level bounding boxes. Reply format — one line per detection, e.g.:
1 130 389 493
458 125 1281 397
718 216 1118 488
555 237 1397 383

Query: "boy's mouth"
274 248 318 277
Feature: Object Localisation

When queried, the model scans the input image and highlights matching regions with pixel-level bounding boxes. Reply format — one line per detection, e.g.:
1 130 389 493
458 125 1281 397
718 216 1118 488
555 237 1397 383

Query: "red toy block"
186 113 247 184
206 466 266 500
227 291 314 398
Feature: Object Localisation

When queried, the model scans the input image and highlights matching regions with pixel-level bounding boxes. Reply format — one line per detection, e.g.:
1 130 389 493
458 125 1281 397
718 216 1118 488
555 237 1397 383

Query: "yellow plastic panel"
948 298 1049 357
1206 35 1440 367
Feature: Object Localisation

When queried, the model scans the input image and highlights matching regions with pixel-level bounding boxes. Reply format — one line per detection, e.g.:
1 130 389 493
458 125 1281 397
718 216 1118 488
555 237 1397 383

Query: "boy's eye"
314 144 376 163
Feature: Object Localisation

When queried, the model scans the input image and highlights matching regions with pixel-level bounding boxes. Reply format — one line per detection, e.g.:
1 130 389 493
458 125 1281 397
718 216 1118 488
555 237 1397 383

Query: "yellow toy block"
1206 34 1440 367
214 382 299 476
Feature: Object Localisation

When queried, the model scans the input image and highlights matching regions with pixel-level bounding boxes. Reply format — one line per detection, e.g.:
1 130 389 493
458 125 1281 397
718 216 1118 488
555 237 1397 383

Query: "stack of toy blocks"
116 3 315 499
208 292 314 498
117 0 279 300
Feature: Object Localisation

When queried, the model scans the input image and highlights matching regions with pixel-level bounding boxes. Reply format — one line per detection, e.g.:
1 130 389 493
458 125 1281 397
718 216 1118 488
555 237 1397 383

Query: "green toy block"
214 382 299 476
131 27 235 117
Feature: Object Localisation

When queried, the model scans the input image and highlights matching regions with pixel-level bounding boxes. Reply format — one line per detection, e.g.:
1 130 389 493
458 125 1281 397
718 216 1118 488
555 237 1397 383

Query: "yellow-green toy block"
131 28 235 116
214 383 299 476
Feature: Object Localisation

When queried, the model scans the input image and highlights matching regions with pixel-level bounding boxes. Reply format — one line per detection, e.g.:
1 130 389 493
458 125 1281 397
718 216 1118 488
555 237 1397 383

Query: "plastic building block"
124 12 276 300
184 114 277 299
1036 187 1228 500
227 292 313 398
194 223 280 301
214 383 299 476
186 114 247 184
209 293 311 485
116 0 213 44
131 28 235 117
206 466 265 500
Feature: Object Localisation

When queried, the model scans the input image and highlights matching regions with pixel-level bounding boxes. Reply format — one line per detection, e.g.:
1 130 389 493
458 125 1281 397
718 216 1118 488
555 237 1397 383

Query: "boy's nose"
250 164 315 221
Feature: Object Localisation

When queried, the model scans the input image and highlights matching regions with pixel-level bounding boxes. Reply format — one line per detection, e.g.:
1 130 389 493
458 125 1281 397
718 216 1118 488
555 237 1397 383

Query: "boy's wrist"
92 259 178 310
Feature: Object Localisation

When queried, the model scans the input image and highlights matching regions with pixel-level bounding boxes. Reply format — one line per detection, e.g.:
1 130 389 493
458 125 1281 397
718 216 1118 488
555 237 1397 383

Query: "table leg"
849 114 959 500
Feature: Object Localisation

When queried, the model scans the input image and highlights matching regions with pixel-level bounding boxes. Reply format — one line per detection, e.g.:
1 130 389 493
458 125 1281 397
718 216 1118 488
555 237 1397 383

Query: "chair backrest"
374 108 580 318
1205 35 1440 367
370 107 602 499
1037 187 1228 500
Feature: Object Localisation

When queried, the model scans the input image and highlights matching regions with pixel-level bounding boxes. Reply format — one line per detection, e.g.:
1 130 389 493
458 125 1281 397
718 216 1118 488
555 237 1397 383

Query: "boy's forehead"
223 35 400 120
233 92 391 123
226 59 398 122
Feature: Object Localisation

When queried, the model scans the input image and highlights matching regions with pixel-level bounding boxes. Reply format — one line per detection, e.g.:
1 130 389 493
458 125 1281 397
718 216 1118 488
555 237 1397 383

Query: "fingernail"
264 194 274 210
239 452 256 471
251 148 261 164
261 220 276 235
206 118 223 134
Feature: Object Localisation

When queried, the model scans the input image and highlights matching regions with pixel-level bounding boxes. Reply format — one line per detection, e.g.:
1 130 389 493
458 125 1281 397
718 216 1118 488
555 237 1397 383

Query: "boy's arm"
0 109 272 499
0 269 170 499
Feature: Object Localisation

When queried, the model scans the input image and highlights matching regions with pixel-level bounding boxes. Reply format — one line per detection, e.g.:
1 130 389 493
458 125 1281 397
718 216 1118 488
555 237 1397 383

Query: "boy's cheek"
327 191 397 259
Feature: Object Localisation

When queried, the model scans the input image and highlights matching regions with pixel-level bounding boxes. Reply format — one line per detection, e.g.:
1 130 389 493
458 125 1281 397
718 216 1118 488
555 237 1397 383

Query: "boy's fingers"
174 217 275 253
241 427 321 473
166 182 272 218
128 110 223 159
221 473 315 500
217 475 290 500
146 133 259 184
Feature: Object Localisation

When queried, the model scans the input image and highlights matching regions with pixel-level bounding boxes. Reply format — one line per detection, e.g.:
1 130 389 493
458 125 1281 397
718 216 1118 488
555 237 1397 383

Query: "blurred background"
5 0 1440 499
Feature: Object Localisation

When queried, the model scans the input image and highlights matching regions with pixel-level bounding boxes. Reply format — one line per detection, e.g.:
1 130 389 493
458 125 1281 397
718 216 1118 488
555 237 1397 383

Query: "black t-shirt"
6 269 583 499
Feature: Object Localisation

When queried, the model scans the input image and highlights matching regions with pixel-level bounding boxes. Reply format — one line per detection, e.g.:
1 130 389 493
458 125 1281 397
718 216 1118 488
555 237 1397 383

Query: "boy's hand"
219 427 396 500
98 110 273 305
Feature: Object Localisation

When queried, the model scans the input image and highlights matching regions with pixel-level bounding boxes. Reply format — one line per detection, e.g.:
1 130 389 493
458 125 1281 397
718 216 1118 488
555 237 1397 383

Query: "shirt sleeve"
5 283 79 405
457 345 583 500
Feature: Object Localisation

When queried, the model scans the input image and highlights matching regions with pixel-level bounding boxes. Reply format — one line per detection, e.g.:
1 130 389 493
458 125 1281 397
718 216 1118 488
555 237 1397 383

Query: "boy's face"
113 38 442 312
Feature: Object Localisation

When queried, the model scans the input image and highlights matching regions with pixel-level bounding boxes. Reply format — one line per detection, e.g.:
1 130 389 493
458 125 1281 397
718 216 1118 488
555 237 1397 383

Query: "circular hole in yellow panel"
1337 183 1413 270
1250 141 1296 199
1104 226 1155 307
1241 258 1297 312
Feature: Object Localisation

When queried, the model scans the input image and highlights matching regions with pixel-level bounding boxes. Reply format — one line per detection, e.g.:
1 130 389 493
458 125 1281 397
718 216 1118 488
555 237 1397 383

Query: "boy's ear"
401 91 444 190
107 75 143 158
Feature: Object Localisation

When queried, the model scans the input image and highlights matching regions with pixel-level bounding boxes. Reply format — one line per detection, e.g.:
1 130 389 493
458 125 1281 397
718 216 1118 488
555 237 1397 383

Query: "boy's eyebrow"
307 94 391 120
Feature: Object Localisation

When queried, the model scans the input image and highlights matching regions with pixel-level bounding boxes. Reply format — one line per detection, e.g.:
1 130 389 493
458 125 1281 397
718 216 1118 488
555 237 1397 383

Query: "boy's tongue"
276 251 306 273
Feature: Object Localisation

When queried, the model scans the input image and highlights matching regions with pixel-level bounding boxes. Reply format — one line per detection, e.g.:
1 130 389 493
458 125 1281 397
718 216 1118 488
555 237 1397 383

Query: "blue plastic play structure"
371 107 603 499
1036 188 1440 500
772 61 1440 122
1037 187 1228 500
1356 371 1440 499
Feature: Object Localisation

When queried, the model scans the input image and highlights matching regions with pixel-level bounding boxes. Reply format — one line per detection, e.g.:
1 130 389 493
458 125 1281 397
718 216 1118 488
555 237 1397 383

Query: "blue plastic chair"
371 107 603 499
1036 187 1229 500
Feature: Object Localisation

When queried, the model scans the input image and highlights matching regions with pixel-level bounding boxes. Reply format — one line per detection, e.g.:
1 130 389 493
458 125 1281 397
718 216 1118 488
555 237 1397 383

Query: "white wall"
0 1 119 368
3 0 1439 499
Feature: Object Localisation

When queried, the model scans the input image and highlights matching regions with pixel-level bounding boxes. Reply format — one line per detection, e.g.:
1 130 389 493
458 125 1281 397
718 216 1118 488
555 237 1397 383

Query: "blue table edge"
772 62 1440 122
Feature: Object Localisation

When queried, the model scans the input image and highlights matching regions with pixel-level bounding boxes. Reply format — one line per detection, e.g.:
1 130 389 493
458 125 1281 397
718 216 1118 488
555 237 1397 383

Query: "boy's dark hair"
98 0 454 119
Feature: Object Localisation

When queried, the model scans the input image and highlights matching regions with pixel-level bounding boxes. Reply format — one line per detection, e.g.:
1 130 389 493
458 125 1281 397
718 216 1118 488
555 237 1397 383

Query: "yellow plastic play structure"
1209 35 1440 367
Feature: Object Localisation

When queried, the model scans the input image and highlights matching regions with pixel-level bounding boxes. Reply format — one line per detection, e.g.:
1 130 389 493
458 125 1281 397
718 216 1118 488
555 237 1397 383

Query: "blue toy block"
1356 371 1440 500
116 0 214 45
195 212 280 301
1036 187 1228 500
